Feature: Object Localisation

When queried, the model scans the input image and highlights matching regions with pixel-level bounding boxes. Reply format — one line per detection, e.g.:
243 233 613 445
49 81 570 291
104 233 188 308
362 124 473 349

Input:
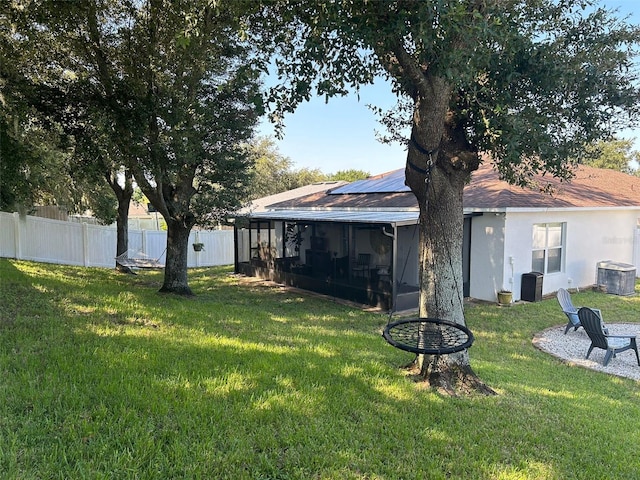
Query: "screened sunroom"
234 210 420 311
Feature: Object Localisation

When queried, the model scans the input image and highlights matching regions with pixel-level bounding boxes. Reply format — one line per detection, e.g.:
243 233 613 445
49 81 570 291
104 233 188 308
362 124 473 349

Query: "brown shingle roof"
242 181 348 213
266 163 640 211
465 162 640 208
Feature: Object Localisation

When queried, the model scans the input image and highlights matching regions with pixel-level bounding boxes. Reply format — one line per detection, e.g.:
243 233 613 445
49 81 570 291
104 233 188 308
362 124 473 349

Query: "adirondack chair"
557 288 581 334
577 307 640 367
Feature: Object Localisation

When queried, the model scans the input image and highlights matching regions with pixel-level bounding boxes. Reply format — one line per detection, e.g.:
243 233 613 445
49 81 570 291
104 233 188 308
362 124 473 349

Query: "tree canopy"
583 138 640 175
0 10 90 215
263 0 639 180
4 0 263 293
246 136 369 199
101 0 262 293
246 136 323 199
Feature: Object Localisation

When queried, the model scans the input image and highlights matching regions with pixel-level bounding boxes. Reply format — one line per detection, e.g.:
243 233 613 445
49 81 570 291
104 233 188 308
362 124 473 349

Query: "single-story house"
234 162 640 310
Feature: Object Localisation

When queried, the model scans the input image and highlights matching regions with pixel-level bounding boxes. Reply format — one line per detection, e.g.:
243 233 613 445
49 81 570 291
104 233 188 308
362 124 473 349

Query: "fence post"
13 212 22 260
82 222 89 266
142 229 148 255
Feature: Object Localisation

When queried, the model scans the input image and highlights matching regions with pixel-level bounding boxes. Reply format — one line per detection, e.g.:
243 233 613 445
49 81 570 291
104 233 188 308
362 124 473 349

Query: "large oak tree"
112 0 262 294
259 0 640 393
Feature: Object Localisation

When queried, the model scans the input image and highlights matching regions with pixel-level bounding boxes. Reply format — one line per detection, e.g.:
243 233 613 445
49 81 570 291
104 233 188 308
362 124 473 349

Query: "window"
532 223 565 274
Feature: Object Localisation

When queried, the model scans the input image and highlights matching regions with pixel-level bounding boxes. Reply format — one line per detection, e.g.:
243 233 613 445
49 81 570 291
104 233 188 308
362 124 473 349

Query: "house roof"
129 202 154 218
330 169 410 194
264 162 640 212
465 162 640 209
266 190 418 210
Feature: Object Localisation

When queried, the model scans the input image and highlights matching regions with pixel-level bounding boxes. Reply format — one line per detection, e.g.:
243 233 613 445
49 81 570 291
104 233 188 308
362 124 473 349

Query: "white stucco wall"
634 225 640 272
467 208 640 302
503 208 640 301
468 212 507 301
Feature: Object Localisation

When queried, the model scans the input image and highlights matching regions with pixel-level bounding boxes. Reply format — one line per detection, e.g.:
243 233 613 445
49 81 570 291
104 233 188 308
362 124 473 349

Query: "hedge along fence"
0 211 234 269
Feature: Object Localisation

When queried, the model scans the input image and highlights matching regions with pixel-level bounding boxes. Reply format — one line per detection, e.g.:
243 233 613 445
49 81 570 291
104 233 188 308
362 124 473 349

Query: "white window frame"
531 222 565 274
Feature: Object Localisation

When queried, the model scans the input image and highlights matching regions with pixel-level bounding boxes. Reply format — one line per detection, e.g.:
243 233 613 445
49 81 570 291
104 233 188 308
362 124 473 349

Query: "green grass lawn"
1 259 639 480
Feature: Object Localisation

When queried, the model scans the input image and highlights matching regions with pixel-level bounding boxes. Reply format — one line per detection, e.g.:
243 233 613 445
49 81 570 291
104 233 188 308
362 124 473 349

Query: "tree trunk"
415 163 493 395
107 172 134 274
160 219 193 295
404 80 495 396
114 198 133 274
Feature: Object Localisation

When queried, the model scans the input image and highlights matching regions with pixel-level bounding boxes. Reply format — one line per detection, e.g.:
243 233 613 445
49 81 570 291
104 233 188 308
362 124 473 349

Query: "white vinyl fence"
0 211 234 268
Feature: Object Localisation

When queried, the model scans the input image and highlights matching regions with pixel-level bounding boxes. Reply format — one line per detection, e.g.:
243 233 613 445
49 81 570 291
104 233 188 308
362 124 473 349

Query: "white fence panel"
86 224 118 268
126 230 167 263
0 211 234 269
145 231 169 264
23 215 85 265
0 212 17 259
188 230 235 267
127 230 144 256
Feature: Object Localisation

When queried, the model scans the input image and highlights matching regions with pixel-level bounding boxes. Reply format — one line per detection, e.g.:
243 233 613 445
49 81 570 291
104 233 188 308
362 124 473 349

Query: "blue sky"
258 1 640 175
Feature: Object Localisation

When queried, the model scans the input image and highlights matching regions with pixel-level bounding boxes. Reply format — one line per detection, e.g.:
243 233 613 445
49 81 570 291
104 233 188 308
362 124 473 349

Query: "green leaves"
258 0 639 184
583 138 640 175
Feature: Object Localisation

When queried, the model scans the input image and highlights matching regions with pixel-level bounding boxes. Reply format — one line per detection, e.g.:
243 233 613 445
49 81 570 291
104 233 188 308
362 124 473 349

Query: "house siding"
468 213 506 301
503 208 640 301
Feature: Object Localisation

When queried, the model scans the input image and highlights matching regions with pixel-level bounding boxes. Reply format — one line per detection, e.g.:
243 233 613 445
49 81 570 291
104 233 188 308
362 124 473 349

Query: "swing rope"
387 142 435 325
382 139 475 355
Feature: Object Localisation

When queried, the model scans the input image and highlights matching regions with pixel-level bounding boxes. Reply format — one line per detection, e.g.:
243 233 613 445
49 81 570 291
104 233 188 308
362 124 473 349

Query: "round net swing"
383 318 474 355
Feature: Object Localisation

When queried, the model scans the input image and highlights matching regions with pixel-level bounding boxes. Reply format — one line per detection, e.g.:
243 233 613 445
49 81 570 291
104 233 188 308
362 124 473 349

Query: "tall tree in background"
0 112 74 213
67 110 136 270
583 138 640 175
260 0 640 394
0 11 82 214
327 170 370 182
246 136 327 199
246 136 369 199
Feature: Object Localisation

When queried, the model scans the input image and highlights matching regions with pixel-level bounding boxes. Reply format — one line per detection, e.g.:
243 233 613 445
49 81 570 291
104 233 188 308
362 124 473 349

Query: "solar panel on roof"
330 169 410 194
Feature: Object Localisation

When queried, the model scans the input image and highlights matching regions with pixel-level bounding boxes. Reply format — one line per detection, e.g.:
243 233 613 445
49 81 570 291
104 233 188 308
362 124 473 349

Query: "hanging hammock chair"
115 249 165 269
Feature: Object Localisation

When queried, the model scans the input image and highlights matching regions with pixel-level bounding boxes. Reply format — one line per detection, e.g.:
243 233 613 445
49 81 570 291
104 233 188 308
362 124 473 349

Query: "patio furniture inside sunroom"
233 210 420 311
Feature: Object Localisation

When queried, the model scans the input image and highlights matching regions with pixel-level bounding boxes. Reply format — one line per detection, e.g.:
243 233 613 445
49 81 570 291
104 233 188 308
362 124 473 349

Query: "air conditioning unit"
596 261 636 296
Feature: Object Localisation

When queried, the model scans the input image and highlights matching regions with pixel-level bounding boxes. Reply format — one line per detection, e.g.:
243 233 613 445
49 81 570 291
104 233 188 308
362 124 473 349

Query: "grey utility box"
596 261 636 296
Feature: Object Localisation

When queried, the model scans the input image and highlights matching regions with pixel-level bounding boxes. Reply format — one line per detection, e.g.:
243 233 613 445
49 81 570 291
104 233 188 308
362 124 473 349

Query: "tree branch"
85 1 113 97
389 39 430 99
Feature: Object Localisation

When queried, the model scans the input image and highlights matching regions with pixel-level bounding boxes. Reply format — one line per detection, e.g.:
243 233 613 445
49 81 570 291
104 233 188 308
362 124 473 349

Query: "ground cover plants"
1 259 639 479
